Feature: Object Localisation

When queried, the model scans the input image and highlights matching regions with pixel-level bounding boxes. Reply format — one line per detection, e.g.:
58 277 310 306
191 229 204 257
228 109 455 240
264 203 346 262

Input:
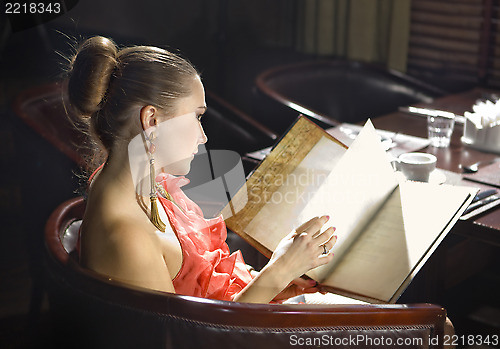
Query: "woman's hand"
272 277 321 301
232 216 336 304
268 215 336 284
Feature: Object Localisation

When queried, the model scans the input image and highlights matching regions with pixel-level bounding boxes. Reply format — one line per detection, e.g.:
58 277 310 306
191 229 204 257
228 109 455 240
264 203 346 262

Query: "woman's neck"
98 146 137 199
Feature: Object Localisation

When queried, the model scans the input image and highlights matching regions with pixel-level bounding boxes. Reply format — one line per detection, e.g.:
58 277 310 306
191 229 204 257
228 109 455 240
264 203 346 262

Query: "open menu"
223 116 477 303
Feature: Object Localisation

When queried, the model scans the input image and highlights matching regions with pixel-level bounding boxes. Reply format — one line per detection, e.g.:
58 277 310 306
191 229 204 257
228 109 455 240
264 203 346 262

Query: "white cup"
393 152 437 182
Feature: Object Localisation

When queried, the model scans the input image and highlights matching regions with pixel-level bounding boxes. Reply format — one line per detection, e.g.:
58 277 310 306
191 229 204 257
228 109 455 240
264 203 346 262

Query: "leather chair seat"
254 60 447 134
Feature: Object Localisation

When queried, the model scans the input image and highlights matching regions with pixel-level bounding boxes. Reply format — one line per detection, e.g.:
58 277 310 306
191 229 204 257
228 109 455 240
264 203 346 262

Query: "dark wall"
2 0 299 103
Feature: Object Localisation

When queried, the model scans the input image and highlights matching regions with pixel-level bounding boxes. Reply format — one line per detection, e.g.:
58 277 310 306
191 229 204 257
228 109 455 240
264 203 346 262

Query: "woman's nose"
199 123 208 144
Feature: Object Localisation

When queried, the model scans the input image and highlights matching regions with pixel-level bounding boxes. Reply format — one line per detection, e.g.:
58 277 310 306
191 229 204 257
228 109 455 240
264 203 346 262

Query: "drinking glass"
427 115 455 148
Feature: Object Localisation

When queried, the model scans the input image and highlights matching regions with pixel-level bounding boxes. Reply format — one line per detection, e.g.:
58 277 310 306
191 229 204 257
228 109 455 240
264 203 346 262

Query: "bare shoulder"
88 216 175 293
106 217 157 254
100 217 162 270
81 176 175 293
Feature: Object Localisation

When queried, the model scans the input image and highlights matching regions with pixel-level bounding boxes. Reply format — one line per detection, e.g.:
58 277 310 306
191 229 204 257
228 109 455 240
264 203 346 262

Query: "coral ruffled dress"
156 173 252 301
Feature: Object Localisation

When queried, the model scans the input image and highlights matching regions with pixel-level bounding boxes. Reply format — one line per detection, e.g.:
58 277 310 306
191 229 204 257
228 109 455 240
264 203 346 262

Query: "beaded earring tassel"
149 157 166 232
145 130 166 232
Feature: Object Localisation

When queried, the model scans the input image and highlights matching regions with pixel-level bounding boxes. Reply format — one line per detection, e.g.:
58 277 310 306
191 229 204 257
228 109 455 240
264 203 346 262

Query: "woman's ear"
139 105 158 131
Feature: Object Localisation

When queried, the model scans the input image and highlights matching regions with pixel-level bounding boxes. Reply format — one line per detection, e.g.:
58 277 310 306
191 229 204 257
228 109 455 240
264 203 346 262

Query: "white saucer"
395 169 447 184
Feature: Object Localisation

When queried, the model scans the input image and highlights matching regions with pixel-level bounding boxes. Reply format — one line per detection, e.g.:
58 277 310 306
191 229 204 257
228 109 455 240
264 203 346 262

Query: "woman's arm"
233 216 336 303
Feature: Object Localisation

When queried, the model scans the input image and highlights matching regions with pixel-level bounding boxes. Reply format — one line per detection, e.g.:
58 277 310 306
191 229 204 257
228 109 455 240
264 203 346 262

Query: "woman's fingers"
326 234 337 250
318 234 337 256
293 216 337 257
284 230 299 240
295 215 330 237
292 277 317 289
315 226 336 244
308 215 330 236
272 215 336 279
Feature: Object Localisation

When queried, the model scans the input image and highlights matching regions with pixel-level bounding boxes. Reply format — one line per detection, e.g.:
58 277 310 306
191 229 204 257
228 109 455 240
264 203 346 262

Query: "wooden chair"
253 60 447 134
44 196 447 349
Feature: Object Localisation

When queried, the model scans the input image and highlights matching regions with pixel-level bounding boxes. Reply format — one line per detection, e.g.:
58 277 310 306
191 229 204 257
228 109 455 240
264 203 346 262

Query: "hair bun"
68 36 118 116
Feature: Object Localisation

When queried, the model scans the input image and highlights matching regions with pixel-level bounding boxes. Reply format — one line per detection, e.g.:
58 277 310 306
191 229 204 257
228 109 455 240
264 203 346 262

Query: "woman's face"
153 76 208 175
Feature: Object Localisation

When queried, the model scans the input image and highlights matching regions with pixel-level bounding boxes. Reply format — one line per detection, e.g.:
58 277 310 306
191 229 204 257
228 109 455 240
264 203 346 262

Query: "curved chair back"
45 197 446 349
254 60 447 134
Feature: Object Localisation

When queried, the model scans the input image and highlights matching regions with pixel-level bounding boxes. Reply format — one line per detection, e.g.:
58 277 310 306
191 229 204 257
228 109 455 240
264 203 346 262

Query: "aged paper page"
303 120 399 281
244 120 397 258
322 181 475 302
244 136 346 251
223 116 348 255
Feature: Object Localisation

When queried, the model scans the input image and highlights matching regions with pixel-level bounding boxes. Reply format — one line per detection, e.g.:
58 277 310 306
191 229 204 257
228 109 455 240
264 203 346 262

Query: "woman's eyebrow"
198 106 207 111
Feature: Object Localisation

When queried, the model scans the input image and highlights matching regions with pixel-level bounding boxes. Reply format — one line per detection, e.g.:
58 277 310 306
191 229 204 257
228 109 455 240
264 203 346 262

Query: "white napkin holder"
462 117 500 154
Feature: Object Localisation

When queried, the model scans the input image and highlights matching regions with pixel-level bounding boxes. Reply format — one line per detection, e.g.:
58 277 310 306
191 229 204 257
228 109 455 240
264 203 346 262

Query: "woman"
69 36 337 304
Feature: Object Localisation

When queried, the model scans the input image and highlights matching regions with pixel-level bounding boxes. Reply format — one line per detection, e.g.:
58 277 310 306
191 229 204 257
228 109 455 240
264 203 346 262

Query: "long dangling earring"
146 131 166 232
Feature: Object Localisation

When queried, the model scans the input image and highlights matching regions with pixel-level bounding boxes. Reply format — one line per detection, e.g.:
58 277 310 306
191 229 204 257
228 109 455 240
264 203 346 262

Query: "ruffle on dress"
156 173 252 301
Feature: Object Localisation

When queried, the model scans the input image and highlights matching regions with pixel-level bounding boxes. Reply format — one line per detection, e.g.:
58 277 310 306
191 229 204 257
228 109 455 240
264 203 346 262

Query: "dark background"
1 1 498 348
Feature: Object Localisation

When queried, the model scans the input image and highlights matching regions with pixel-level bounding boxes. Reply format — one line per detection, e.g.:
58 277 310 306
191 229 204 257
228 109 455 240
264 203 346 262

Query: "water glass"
427 115 455 148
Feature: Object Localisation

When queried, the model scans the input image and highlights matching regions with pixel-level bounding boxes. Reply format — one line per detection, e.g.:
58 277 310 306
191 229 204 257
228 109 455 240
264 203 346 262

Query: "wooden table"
372 88 500 248
370 88 500 302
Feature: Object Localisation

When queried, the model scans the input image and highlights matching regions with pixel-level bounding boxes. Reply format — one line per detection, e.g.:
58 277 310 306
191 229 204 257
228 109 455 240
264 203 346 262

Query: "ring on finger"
322 244 329 255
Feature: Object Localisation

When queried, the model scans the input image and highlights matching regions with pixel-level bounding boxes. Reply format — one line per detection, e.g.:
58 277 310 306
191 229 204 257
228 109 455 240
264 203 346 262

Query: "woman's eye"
197 114 204 121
